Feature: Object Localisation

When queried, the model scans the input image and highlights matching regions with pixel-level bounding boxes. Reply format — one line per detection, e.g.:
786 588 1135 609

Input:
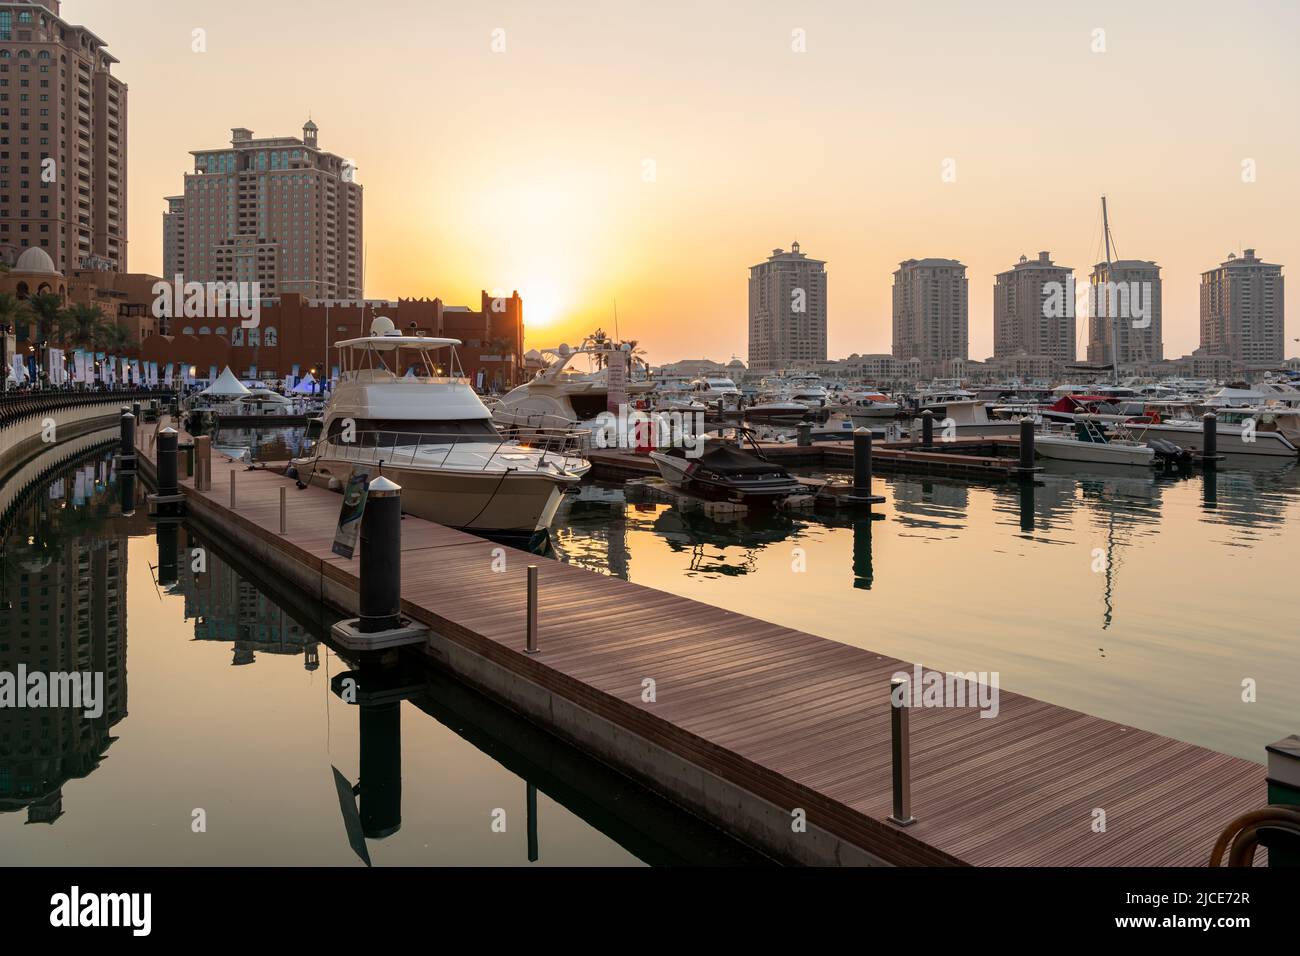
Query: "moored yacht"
290 319 590 538
492 332 656 434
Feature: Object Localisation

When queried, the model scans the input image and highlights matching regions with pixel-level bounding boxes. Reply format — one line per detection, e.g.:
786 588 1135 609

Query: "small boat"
1033 419 1156 468
650 432 804 505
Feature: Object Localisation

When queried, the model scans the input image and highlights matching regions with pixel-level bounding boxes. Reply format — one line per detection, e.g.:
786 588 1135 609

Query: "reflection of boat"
290 319 590 537
649 434 803 505
1033 420 1156 468
652 507 799 575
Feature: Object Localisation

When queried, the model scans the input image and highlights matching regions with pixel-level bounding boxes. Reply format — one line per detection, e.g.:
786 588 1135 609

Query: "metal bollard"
797 421 812 447
920 409 934 448
525 564 539 654
156 427 179 498
358 476 402 634
853 426 874 499
279 485 287 534
1203 412 1219 460
1019 416 1035 471
194 435 211 491
889 677 916 826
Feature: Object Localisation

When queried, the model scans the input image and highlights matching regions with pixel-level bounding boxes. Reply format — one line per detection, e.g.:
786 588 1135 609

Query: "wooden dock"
588 437 1020 482
135 426 1265 866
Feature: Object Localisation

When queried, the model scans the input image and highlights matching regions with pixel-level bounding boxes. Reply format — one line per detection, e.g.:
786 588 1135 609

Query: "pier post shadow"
1018 478 1036 533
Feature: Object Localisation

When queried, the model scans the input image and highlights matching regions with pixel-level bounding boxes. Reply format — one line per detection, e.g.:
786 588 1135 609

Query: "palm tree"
58 303 108 351
26 291 64 384
94 319 130 352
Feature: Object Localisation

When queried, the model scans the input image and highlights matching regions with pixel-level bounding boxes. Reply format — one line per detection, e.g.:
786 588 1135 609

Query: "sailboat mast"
1101 196 1118 386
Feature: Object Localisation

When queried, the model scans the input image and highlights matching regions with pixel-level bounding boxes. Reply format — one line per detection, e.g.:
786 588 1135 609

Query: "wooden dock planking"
137 428 1265 866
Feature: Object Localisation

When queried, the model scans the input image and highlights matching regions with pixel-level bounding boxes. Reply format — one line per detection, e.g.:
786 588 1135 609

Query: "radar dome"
370 316 396 336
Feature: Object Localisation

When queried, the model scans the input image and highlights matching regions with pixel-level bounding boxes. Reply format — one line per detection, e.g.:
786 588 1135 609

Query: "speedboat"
650 432 804 505
1033 418 1156 468
1129 407 1300 458
290 318 590 538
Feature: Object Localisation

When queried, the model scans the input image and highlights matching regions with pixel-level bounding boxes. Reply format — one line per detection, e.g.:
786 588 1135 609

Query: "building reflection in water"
169 526 319 670
0 444 134 825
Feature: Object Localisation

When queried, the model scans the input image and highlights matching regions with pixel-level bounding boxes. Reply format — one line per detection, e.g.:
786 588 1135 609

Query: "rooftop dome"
14 246 57 275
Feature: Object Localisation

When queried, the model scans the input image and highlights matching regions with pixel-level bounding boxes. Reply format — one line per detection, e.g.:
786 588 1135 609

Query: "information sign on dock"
331 467 370 558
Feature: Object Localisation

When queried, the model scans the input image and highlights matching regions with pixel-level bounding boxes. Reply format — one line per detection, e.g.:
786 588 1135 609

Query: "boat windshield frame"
335 335 466 384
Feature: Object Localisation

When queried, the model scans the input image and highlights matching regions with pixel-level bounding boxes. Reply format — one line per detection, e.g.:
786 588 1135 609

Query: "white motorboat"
492 332 656 434
909 399 1019 439
841 390 901 424
1129 407 1300 458
290 319 590 538
687 375 743 405
1032 419 1156 468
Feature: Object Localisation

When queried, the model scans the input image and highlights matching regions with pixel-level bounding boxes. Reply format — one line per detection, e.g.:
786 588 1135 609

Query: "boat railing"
325 426 590 473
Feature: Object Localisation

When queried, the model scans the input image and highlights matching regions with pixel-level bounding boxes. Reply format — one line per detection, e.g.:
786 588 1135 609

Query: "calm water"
550 462 1300 764
0 436 763 865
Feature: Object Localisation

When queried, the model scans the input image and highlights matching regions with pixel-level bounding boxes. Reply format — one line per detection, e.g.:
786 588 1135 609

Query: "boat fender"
327 477 342 491
286 466 298 479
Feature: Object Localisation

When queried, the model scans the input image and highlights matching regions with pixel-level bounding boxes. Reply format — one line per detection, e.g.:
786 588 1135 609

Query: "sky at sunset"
77 0 1298 365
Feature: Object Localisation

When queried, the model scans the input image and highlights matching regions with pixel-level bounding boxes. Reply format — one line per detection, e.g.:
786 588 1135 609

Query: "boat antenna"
1101 195 1119 386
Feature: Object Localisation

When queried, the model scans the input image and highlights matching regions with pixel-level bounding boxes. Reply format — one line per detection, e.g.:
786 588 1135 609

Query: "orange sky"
78 0 1299 364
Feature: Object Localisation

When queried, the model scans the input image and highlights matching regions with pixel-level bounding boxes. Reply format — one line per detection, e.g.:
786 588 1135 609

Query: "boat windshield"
326 417 499 447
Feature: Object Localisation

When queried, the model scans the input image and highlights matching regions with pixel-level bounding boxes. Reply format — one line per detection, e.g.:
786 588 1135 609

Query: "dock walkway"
135 427 1263 866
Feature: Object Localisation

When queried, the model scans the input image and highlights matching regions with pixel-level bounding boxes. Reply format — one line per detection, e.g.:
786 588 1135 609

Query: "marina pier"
132 421 1267 866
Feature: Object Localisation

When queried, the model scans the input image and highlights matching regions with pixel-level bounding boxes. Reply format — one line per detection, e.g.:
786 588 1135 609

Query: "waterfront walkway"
136 427 1264 866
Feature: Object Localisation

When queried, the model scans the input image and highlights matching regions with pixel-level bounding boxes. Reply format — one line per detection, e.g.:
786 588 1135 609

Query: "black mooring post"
1019 416 1035 471
156 427 179 497
1203 412 1218 460
853 426 873 498
920 409 934 448
119 409 136 462
358 476 402 634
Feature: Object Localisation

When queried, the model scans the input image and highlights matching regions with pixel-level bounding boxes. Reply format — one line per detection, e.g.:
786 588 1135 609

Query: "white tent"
200 366 252 397
291 372 318 394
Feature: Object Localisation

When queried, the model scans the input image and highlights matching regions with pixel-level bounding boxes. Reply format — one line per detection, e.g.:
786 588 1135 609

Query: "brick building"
139 290 525 390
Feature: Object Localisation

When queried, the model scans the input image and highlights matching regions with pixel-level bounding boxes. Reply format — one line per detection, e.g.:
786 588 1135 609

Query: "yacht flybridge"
290 318 590 538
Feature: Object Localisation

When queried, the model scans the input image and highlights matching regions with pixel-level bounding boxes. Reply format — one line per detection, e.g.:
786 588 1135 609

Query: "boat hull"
1132 423 1298 458
1033 436 1155 467
293 456 573 534
648 451 803 505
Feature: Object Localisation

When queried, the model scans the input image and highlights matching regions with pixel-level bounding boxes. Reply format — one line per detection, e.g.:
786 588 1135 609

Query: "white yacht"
492 333 656 433
687 375 742 404
290 319 590 538
1129 407 1300 458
